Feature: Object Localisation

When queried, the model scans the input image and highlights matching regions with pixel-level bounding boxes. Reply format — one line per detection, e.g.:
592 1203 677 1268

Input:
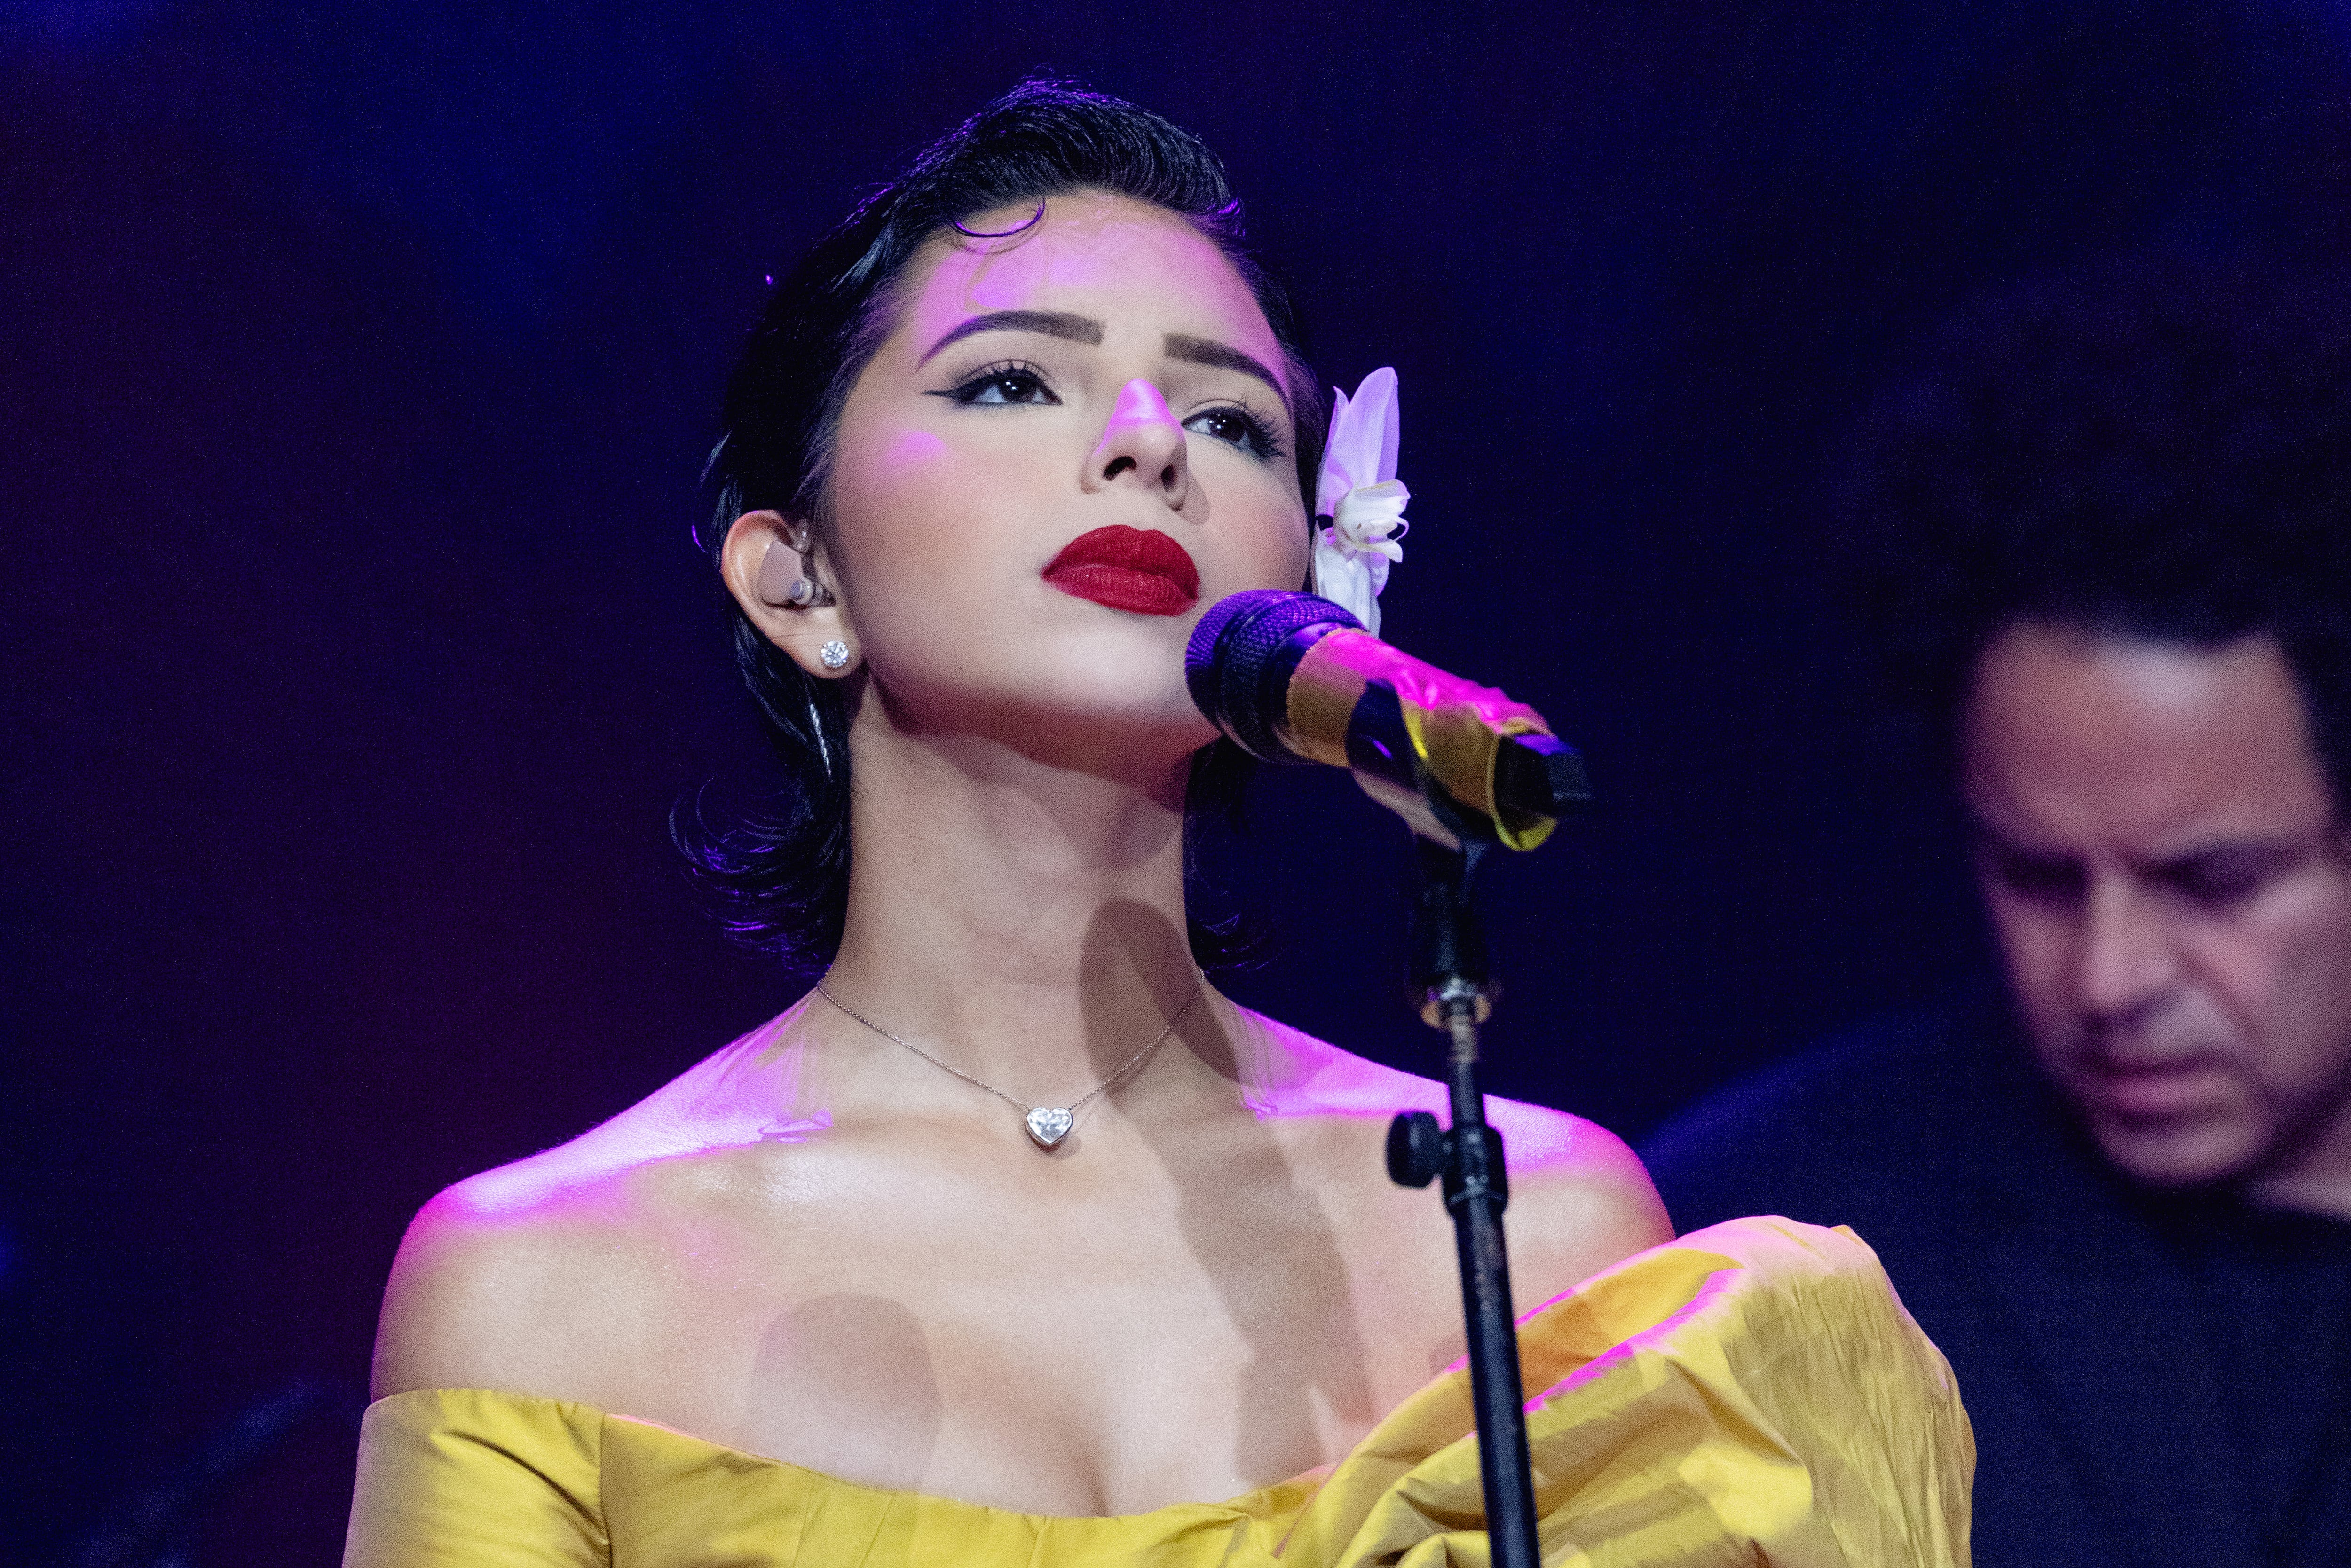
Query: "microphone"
1185 590 1589 850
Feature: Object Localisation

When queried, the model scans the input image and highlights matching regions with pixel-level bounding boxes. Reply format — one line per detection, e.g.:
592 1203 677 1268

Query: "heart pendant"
1024 1106 1074 1150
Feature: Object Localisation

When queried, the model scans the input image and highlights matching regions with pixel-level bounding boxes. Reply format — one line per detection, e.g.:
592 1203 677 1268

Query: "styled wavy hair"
684 80 1326 976
1842 256 2351 812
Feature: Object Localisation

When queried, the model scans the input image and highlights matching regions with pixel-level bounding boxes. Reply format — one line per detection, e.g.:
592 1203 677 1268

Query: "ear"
720 509 860 679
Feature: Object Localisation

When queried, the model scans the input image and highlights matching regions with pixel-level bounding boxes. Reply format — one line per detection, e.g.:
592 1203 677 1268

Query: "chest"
1919 1147 2351 1568
601 1140 1468 1515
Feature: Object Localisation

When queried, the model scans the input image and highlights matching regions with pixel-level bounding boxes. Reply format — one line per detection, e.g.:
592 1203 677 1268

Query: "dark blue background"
8 1 2349 1560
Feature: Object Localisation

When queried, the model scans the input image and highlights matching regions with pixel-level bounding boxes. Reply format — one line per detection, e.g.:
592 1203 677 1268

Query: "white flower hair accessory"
1311 367 1409 637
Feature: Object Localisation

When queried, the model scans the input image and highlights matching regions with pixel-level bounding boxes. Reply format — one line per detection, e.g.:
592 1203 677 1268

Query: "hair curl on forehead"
685 80 1312 974
950 200 1047 240
1839 254 2351 813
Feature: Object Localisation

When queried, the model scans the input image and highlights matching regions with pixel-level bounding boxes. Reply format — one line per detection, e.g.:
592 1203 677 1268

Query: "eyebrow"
1970 819 2309 876
1164 332 1289 410
920 309 1103 362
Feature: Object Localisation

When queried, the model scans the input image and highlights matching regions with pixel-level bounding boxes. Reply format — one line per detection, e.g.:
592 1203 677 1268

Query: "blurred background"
7 0 2350 1560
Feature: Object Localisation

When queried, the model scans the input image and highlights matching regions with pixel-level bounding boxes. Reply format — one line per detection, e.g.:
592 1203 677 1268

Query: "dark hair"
685 80 1325 975
1842 257 2351 811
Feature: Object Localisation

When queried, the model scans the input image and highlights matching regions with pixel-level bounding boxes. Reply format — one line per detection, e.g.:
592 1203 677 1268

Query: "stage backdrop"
8 0 2348 1560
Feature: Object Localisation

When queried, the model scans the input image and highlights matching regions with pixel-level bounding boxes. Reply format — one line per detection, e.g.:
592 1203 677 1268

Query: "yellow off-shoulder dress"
344 1217 1973 1566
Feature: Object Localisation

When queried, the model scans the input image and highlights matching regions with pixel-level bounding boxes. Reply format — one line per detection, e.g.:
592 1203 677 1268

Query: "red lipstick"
1042 526 1200 616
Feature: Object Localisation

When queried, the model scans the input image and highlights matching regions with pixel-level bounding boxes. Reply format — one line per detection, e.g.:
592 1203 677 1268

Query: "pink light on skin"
1097 376 1185 447
757 1111 832 1143
942 198 1246 319
445 1005 835 1219
880 428 953 470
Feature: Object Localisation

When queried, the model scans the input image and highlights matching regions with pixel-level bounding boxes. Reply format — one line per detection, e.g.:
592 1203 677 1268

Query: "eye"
1183 404 1282 459
943 362 1059 407
2158 848 2292 910
1985 845 2085 907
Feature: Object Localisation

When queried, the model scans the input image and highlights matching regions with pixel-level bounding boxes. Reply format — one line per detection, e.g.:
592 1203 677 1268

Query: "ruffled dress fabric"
344 1216 1973 1566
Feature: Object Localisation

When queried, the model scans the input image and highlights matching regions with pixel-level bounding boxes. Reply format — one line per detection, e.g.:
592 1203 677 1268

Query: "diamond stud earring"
819 639 851 670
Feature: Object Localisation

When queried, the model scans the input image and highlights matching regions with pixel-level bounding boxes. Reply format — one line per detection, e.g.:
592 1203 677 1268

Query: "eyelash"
937 362 1286 462
1191 401 1285 462
943 360 1057 406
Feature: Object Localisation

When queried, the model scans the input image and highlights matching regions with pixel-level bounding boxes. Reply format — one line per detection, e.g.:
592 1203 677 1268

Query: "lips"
2069 1036 2239 1120
2083 1059 2233 1120
1042 526 1200 616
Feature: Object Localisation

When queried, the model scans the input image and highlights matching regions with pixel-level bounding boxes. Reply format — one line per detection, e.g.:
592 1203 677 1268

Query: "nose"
1086 378 1190 507
2071 872 2180 1026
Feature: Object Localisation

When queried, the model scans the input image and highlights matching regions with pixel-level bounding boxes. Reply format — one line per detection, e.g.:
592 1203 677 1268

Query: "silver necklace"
813 980 1204 1150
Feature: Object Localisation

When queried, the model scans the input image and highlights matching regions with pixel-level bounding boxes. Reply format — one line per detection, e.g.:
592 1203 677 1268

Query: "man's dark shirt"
1640 995 2351 1568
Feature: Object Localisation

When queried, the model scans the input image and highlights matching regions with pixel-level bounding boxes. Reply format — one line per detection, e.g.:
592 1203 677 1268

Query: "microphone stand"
1385 831 1542 1568
1182 597 1589 1566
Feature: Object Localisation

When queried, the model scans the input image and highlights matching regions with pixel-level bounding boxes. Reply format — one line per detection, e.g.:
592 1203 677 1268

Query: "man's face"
1962 622 2351 1194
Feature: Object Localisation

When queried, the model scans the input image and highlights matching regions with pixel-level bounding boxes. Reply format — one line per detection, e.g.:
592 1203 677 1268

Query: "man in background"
1643 265 2351 1568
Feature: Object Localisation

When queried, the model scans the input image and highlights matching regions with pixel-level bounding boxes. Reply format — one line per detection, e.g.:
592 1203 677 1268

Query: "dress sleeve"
344 1389 608 1567
1283 1217 1975 1567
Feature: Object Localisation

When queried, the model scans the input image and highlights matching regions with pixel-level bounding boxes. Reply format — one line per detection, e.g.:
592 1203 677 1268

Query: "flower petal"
1334 415 1379 499
1312 529 1381 636
1350 367 1400 483
1311 371 1404 638
1333 483 1410 557
1314 386 1353 516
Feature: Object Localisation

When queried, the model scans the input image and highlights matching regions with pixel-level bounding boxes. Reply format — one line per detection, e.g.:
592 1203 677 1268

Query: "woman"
347 84 1971 1565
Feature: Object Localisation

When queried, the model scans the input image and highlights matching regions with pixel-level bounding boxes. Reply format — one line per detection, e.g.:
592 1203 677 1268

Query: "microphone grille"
1185 590 1363 762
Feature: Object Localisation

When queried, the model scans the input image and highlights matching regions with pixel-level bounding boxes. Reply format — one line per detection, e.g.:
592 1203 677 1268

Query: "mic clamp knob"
1386 1111 1446 1189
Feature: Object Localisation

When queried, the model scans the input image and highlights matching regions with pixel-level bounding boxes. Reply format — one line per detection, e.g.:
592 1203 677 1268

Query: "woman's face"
806 190 1311 775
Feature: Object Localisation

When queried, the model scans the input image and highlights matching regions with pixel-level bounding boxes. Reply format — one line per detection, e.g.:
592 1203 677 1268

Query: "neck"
820 717 1213 1102
2248 1090 2351 1222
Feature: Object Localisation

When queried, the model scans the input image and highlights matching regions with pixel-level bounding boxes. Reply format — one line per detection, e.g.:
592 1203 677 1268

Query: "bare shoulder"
371 1155 607 1403
1239 1007 1672 1296
1478 1092 1673 1299
371 1016 804 1403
